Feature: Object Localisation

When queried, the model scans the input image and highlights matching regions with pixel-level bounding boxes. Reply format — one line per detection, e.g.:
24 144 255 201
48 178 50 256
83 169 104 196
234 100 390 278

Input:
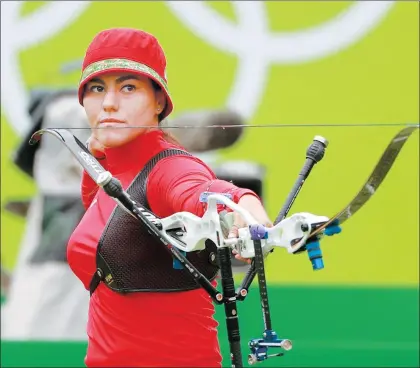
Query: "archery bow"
29 125 418 367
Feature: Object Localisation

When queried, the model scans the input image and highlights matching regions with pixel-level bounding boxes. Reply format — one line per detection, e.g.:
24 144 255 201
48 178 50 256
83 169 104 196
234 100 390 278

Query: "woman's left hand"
228 194 272 264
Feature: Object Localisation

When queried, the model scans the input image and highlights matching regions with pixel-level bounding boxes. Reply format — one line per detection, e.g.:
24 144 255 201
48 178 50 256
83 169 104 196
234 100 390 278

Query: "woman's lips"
98 118 125 128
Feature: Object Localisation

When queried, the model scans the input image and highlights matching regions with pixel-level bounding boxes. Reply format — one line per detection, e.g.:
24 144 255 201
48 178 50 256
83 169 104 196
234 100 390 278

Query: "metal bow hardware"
29 124 418 367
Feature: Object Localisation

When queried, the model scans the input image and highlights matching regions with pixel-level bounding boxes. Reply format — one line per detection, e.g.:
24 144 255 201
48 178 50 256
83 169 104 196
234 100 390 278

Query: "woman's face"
83 72 165 148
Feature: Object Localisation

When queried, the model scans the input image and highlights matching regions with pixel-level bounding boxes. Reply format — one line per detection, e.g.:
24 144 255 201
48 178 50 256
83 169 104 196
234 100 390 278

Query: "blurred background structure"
1 1 419 367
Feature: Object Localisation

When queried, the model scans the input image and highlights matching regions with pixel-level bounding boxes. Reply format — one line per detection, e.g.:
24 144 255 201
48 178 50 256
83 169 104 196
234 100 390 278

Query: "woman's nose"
102 91 119 112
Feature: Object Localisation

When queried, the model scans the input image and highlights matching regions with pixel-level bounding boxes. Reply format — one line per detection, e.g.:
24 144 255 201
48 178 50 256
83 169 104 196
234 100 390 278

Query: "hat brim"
78 58 173 120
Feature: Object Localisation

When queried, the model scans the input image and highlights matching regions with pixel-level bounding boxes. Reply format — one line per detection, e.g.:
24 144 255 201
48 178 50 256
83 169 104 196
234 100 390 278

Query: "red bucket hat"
78 28 173 120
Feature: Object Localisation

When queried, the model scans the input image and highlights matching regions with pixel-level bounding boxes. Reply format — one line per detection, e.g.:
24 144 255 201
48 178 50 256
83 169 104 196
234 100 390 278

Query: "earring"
156 105 161 113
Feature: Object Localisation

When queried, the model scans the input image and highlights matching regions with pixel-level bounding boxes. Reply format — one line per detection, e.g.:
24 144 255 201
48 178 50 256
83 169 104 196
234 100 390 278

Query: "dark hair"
150 79 182 147
150 80 165 122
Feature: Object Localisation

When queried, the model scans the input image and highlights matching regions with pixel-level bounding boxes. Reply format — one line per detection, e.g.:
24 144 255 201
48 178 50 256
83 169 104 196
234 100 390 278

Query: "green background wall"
1 1 418 367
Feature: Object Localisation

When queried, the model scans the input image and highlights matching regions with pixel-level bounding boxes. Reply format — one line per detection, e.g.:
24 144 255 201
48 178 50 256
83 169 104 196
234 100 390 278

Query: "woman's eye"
122 84 136 92
89 85 104 93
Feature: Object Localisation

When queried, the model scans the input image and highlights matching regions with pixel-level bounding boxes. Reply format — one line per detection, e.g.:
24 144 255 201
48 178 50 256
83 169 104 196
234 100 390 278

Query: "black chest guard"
89 149 219 296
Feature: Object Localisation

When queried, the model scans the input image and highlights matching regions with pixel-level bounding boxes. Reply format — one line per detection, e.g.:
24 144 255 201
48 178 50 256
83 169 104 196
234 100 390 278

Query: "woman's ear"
155 89 167 115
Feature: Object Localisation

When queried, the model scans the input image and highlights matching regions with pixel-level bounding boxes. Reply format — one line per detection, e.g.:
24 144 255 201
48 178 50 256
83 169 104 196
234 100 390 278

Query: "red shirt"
67 130 258 367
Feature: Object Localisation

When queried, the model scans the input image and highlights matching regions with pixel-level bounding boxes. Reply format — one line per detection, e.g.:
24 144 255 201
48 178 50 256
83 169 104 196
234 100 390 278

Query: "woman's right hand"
86 135 106 159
